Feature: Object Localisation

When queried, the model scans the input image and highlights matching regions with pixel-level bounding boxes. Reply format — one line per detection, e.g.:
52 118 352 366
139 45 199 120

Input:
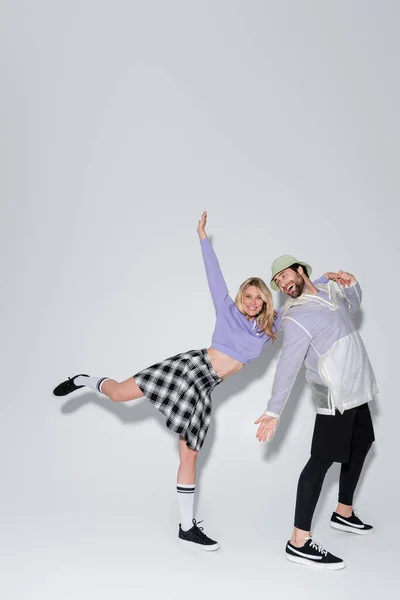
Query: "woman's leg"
70 375 144 402
177 436 198 531
101 377 144 402
176 437 219 550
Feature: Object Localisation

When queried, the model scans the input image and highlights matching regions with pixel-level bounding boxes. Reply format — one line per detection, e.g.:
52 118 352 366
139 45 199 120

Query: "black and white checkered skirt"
133 349 222 451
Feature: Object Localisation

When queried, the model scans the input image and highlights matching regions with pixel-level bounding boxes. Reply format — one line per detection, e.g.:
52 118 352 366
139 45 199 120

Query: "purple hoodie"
200 238 327 364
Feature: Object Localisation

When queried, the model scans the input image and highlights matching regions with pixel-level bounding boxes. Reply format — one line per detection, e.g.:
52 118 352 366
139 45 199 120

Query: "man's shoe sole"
178 539 220 552
330 521 374 535
286 553 346 570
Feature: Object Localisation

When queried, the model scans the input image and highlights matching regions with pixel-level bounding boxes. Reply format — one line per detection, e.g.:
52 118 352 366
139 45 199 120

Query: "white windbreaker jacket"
264 281 378 418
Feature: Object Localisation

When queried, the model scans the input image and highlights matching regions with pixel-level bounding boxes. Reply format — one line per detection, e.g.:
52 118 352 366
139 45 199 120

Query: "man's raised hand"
325 271 356 287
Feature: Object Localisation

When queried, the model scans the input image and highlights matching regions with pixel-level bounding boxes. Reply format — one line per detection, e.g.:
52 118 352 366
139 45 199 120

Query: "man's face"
274 267 305 298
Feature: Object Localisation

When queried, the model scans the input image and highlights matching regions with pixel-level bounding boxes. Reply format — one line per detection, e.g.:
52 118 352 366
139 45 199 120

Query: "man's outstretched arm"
254 316 311 441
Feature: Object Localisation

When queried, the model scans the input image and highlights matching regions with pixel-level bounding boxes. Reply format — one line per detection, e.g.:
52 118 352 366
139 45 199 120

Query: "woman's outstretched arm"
198 211 229 310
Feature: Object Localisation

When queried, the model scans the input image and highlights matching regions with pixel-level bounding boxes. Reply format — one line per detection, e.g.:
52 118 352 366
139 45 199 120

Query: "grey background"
1 1 399 599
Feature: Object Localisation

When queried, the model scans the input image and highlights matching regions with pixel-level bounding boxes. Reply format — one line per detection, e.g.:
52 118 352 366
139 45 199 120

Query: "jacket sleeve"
264 316 312 419
200 238 230 310
338 281 362 316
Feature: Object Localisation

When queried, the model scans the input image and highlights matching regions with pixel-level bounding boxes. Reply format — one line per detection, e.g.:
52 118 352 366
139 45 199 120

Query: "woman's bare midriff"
207 348 244 379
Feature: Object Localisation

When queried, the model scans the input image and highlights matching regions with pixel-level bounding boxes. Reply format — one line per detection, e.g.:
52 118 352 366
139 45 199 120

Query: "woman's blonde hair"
234 277 277 340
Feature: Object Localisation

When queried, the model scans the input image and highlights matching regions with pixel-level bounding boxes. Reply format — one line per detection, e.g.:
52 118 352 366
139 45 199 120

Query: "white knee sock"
177 483 195 531
74 375 109 394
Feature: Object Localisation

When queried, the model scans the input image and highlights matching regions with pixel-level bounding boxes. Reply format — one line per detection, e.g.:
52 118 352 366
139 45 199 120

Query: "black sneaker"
285 538 345 570
53 374 89 397
178 519 220 552
330 511 374 535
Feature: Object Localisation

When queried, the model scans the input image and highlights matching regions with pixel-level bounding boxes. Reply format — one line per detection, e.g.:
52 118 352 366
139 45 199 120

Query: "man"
255 255 377 570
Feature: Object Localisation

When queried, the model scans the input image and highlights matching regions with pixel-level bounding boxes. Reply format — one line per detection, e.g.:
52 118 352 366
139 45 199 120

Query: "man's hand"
197 211 208 240
336 270 355 287
325 270 356 287
254 414 279 441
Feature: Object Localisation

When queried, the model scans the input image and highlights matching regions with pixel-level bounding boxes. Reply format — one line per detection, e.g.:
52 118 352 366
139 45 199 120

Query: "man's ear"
297 265 305 276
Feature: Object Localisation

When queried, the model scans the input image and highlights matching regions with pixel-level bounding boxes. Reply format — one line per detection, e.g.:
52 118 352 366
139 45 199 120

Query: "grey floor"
2 505 391 600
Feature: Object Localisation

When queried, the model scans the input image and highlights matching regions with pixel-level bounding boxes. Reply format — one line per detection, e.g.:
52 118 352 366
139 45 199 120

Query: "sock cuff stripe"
177 486 195 492
96 377 108 392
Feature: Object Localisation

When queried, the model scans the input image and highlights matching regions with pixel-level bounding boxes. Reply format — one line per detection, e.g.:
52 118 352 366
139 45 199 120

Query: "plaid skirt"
133 349 222 451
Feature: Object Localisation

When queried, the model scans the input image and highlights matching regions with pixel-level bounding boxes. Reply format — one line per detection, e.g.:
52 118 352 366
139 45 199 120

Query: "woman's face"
242 285 264 319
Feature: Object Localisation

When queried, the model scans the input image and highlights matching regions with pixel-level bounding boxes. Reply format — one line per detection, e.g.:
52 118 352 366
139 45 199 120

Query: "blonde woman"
53 212 327 551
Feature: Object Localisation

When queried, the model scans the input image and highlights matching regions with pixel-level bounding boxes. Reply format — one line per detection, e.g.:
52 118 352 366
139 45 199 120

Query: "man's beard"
288 275 305 298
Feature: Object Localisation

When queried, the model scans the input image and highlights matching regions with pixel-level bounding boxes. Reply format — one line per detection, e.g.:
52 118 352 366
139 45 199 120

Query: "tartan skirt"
133 349 222 451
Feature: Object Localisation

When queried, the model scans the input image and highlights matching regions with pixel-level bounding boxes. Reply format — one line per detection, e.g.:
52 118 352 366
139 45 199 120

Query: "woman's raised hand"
197 211 208 240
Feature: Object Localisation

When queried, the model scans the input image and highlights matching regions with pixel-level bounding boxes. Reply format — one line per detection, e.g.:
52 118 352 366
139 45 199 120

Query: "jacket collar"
281 282 339 318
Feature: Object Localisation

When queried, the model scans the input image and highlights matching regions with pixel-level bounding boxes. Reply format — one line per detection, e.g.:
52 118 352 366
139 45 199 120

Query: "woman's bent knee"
110 385 125 402
109 379 143 402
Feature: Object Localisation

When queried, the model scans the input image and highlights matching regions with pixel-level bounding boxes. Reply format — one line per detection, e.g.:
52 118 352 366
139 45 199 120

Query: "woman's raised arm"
198 212 229 310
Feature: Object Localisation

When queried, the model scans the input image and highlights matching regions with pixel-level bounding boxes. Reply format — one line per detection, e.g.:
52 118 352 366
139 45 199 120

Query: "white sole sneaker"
286 553 346 570
330 521 374 535
178 539 220 552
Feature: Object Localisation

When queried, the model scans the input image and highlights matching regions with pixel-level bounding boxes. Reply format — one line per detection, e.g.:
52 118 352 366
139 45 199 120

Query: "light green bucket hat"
270 255 312 291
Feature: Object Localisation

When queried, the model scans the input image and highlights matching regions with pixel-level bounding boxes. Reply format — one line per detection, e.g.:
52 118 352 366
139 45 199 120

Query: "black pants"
294 442 372 531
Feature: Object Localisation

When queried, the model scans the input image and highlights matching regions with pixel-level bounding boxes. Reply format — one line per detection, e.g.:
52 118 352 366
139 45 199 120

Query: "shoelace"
339 509 359 521
191 519 208 538
308 538 328 556
351 509 364 524
192 519 204 531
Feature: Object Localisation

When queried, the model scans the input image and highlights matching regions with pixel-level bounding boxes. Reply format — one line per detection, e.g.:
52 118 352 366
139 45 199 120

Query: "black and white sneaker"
53 374 89 397
285 538 345 570
178 519 220 552
330 511 374 535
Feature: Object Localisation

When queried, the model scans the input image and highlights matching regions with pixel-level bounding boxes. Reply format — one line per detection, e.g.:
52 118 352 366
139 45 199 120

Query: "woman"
53 212 328 551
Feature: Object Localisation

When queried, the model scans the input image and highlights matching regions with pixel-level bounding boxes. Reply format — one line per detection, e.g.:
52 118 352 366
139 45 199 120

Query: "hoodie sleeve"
200 238 230 310
312 275 329 285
